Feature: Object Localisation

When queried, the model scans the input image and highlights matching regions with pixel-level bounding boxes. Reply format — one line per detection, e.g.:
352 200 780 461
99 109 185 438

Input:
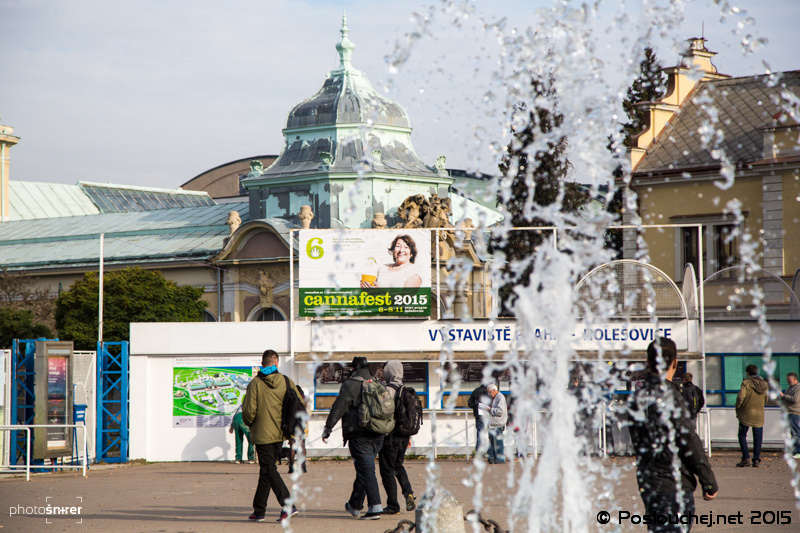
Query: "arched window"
203 310 217 322
251 307 286 321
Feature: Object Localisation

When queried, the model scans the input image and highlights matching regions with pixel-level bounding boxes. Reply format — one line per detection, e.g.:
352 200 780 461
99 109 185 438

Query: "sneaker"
736 459 751 467
405 494 416 512
234 460 241 464
360 512 382 520
276 506 299 523
793 453 800 460
345 502 361 517
247 460 255 464
248 513 265 522
752 459 761 467
382 508 400 515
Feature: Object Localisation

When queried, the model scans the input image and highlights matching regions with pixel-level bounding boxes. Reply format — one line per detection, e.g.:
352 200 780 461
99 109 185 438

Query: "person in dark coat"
378 360 416 515
681 372 705 422
629 338 718 532
322 357 385 520
467 383 490 455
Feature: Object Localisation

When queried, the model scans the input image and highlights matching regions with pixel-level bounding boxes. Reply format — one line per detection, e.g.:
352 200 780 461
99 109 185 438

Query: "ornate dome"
246 15 441 181
285 17 410 130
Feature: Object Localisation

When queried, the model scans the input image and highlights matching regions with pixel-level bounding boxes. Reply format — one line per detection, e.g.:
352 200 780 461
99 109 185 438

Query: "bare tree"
0 269 56 333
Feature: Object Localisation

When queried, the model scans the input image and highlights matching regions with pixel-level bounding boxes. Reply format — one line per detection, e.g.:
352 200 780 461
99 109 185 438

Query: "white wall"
129 320 797 462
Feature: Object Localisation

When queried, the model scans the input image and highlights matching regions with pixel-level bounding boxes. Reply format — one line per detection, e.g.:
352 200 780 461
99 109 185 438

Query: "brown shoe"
736 459 751 467
752 459 761 467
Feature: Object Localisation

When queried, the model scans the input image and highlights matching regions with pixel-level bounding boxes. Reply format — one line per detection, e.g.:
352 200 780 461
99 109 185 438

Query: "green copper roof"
9 181 101 220
0 201 248 270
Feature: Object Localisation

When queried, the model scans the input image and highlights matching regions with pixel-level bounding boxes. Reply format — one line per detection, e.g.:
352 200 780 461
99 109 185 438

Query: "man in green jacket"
735 364 768 467
243 349 300 523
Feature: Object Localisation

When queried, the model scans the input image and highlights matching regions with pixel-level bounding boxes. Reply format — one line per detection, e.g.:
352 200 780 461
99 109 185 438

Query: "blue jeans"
641 491 696 532
475 415 485 453
789 414 800 455
348 435 384 513
487 426 505 463
738 423 763 461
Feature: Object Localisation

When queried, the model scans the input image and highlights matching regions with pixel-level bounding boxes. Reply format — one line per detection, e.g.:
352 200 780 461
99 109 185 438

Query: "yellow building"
624 38 800 318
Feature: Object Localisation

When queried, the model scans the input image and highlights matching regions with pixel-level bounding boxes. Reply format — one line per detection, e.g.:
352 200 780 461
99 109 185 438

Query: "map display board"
172 357 258 428
299 229 432 317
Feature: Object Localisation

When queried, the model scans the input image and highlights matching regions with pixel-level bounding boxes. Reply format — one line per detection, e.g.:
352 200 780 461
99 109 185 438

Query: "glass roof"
80 183 215 213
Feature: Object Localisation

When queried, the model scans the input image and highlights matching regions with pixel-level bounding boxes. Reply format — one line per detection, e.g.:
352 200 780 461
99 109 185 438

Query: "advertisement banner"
299 229 432 317
172 357 258 428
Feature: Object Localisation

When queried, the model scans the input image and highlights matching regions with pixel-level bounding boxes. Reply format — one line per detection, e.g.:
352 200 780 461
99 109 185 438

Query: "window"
704 353 799 406
712 224 739 272
252 308 285 321
441 362 511 408
675 218 742 280
313 362 429 410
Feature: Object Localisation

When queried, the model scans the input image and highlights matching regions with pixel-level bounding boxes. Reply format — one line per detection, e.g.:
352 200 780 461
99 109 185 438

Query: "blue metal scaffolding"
9 339 42 465
96 341 129 463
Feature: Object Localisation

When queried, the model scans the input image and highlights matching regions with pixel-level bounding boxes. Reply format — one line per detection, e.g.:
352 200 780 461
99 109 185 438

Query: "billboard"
299 229 432 317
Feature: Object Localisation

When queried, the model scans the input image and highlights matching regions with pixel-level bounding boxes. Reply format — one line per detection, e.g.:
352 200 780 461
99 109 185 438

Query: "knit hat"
350 356 368 370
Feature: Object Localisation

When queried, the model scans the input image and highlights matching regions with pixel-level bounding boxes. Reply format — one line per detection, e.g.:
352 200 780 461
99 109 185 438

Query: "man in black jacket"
629 338 718 532
681 372 705 423
322 357 385 520
467 383 490 455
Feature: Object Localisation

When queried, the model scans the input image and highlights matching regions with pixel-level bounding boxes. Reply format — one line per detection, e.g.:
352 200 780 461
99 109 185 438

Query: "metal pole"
290 230 295 380
465 412 470 461
98 234 104 344
25 427 30 481
431 410 437 460
697 224 709 454
436 229 441 320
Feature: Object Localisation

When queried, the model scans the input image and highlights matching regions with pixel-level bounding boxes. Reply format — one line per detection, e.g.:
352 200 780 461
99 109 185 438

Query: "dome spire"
335 11 356 72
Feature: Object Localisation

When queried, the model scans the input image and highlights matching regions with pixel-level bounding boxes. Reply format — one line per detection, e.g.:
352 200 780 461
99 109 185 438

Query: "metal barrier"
697 409 712 457
0 424 88 481
0 426 31 481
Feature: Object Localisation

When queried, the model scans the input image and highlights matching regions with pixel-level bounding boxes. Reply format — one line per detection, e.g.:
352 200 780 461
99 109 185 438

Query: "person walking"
780 372 800 459
229 403 255 464
242 349 300 523
468 383 490 455
629 338 718 532
482 383 508 464
681 372 705 423
378 360 416 515
735 364 767 467
321 357 386 520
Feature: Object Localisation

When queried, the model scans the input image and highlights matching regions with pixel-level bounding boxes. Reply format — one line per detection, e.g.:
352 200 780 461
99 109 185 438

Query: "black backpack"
682 383 704 418
391 384 423 437
280 375 307 440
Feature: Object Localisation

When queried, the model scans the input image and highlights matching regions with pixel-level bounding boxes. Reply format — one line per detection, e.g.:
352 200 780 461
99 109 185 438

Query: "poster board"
299 229 432 317
172 357 258 428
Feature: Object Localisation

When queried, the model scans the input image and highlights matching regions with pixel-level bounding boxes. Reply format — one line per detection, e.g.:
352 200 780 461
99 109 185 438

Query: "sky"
1 0 798 190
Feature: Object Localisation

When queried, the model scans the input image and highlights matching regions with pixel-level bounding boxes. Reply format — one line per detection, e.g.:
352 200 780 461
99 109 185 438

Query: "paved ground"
0 451 798 532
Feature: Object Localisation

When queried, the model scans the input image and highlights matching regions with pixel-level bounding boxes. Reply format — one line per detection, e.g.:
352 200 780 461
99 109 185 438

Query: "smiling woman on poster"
361 234 422 288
